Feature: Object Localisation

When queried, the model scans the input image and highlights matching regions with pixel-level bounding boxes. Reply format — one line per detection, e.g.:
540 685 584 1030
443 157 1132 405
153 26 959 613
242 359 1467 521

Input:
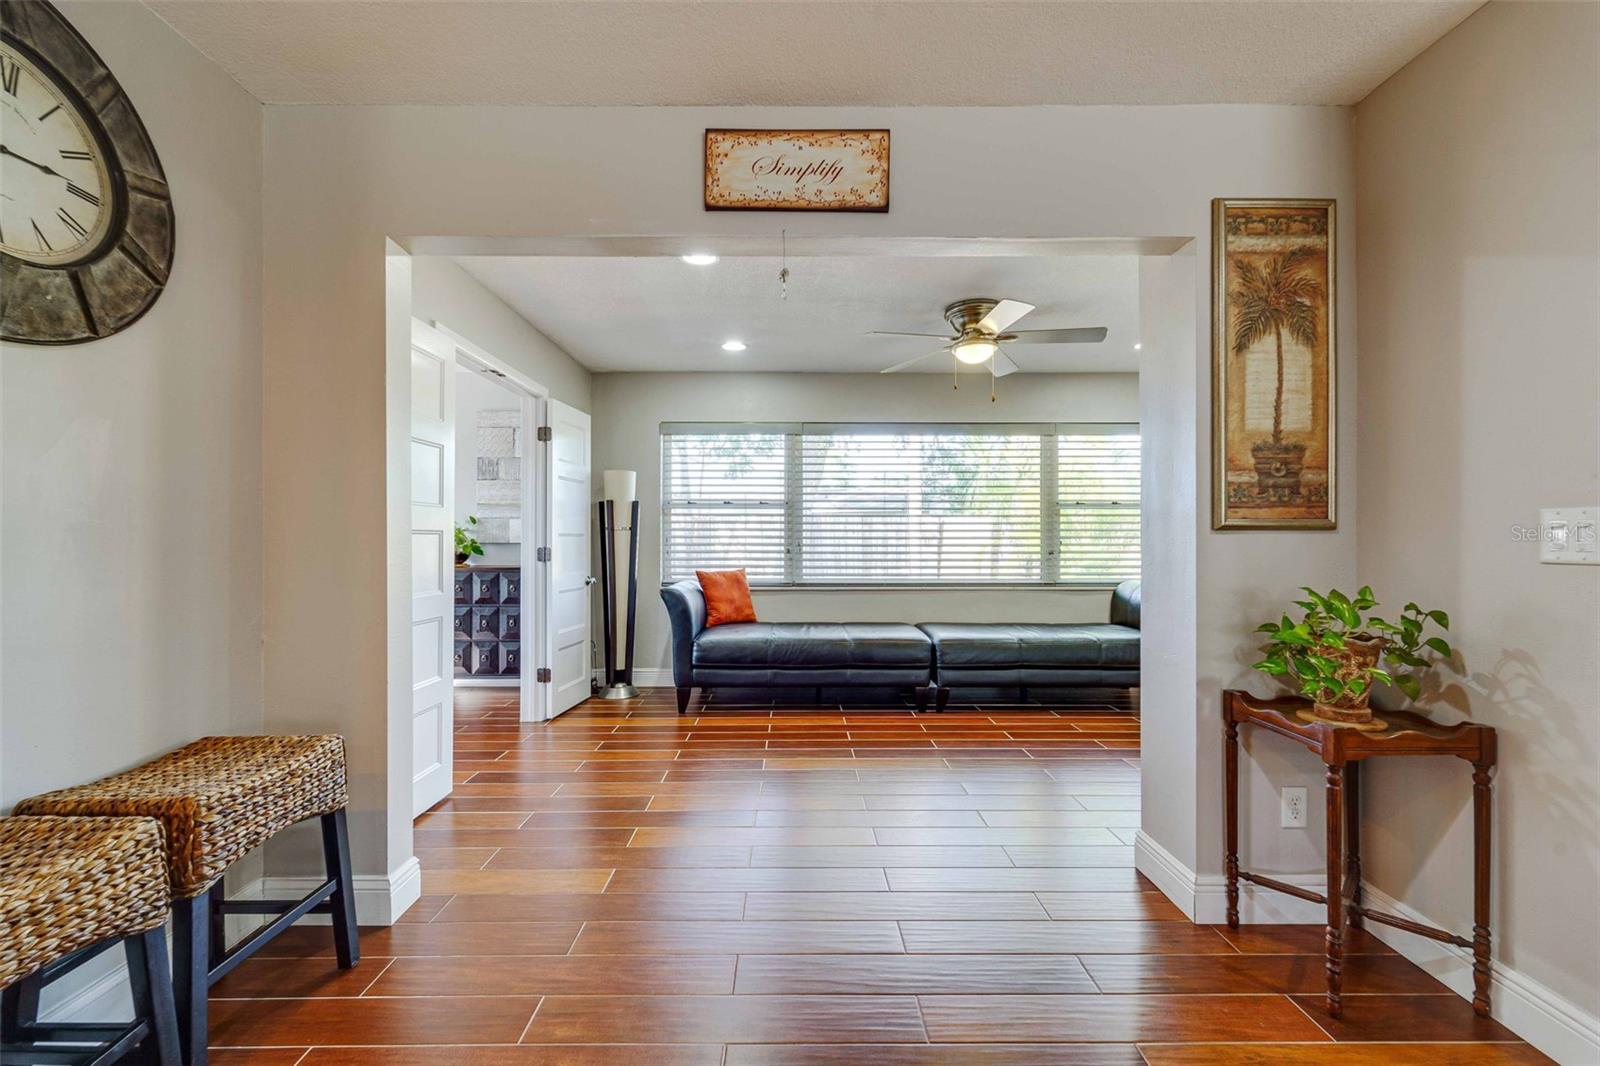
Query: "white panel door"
410 321 455 815
545 399 592 717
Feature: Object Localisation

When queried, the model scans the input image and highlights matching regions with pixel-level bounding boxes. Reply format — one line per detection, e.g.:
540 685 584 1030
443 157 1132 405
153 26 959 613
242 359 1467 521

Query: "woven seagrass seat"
15 735 348 899
14 735 358 1066
1 816 180 1066
0 816 168 989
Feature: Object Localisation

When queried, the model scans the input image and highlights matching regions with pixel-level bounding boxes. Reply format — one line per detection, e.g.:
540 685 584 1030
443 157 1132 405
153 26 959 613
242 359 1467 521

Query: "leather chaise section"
694 622 932 669
916 623 1140 669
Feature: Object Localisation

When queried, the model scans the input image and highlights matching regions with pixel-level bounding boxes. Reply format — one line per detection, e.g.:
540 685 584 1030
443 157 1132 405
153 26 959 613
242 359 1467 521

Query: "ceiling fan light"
953 337 998 365
681 253 719 266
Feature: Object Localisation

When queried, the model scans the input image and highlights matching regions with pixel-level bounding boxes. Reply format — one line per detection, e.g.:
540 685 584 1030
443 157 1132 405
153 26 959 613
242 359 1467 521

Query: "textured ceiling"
449 254 1142 373
145 1 1480 107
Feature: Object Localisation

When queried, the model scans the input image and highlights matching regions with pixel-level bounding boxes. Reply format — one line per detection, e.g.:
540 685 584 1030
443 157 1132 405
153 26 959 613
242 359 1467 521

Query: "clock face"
0 41 117 267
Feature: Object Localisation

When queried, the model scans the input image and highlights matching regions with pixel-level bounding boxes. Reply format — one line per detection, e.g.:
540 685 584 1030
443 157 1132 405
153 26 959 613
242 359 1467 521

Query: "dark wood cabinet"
454 565 520 679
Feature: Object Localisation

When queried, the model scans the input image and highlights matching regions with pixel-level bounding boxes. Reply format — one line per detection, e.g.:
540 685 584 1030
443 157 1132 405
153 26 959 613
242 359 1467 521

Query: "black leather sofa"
661 579 1140 713
920 580 1140 709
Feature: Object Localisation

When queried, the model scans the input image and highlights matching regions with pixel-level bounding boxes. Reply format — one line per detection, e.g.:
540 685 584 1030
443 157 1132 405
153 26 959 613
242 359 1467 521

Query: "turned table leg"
1223 714 1240 929
1472 759 1494 1017
1346 760 1362 930
1324 762 1345 1018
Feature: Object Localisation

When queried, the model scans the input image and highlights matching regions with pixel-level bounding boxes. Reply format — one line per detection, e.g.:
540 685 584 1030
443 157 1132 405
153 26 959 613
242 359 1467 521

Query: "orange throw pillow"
697 569 758 627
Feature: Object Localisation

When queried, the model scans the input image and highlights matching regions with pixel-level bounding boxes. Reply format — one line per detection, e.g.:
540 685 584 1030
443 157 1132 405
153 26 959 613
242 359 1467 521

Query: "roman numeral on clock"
31 219 51 252
66 183 101 207
57 207 88 239
60 149 92 161
0 56 19 96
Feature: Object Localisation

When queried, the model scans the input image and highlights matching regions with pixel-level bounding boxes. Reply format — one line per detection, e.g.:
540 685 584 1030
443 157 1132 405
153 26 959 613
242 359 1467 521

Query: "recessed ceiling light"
721 339 747 352
1133 343 1143 351
681 254 719 266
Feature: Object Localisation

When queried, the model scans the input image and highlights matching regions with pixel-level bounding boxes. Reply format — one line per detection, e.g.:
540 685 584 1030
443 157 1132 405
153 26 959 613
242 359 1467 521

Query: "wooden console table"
1222 689 1496 1019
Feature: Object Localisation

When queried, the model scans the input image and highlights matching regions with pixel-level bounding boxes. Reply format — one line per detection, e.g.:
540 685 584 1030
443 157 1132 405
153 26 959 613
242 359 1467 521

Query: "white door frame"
433 321 555 724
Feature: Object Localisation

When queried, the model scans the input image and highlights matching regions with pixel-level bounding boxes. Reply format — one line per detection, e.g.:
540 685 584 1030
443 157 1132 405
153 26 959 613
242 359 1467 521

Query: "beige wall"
0 0 264 807
591 371 1140 676
1354 1 1600 1047
412 256 592 411
259 102 1359 891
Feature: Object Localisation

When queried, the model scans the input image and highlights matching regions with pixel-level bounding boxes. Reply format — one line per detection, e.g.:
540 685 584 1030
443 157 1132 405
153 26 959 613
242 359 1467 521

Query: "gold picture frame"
705 129 889 212
1212 198 1337 530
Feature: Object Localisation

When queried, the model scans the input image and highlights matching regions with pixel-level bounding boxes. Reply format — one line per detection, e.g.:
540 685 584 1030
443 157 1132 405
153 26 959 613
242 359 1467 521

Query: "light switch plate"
1540 507 1599 565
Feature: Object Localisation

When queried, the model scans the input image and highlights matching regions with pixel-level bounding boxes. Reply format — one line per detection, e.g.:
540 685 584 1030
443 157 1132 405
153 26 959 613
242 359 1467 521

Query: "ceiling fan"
870 298 1109 380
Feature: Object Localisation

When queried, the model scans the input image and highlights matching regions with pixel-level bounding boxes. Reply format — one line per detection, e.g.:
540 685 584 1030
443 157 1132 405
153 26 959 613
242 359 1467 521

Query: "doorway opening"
408 316 593 819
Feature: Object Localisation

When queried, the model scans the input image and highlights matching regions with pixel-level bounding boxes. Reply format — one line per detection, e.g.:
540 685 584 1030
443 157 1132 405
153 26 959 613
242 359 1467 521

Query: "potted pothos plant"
455 516 486 565
1252 586 1454 727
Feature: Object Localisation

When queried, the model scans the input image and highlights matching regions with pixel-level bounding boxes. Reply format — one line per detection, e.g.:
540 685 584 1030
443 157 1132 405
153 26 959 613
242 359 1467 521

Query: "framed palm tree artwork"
1212 198 1337 529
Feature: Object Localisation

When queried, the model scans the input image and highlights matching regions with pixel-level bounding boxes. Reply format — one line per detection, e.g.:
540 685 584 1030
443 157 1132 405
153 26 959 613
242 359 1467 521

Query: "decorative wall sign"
705 129 889 212
1212 198 1336 529
1 0 174 344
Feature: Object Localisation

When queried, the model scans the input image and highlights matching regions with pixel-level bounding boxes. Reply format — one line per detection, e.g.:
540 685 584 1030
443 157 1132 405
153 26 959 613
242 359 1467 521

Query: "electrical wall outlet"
1281 787 1308 828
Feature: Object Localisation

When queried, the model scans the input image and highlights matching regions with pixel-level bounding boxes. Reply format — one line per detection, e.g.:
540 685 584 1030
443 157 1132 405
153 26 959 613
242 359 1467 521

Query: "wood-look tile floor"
211 687 1550 1065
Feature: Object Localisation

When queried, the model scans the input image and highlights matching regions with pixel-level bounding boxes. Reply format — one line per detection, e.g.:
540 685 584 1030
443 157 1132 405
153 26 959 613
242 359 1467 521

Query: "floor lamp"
597 469 639 700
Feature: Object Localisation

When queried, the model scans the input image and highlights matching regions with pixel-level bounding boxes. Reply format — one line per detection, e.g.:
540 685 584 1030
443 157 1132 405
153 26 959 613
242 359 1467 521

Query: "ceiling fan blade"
977 299 1036 334
1003 326 1110 344
866 331 954 339
880 347 950 374
992 351 1021 377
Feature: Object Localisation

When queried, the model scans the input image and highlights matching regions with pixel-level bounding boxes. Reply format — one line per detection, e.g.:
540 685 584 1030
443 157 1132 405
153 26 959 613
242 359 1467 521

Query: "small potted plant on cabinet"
455 516 486 565
1251 585 1454 729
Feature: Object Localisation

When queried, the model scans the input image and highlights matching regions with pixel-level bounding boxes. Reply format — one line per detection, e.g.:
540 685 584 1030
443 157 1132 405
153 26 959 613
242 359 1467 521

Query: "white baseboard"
1135 830 1600 1065
1358 883 1600 1066
256 855 422 926
1133 830 1199 920
39 956 131 1023
1134 830 1326 924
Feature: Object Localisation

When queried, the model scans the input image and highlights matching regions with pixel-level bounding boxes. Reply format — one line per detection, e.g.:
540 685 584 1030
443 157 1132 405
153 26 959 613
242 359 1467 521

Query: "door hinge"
536 425 552 442
536 667 552 683
536 546 552 563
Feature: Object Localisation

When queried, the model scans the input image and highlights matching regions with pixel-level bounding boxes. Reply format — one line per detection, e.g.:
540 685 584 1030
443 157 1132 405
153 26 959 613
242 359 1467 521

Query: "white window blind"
800 427 1042 584
660 429 790 583
661 422 1138 587
1058 429 1141 584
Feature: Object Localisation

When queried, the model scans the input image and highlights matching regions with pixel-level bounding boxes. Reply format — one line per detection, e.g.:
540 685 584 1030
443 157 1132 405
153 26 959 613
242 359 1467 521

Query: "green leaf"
1427 609 1451 629
1252 659 1289 675
1369 667 1394 685
1424 637 1452 658
1346 677 1367 696
1301 587 1332 613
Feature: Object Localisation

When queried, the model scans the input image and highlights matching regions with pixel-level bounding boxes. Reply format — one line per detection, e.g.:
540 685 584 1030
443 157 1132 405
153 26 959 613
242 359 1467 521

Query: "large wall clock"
0 0 173 344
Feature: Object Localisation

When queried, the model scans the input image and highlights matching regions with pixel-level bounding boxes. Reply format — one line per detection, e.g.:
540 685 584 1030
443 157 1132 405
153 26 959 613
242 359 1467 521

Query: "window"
661 422 1139 587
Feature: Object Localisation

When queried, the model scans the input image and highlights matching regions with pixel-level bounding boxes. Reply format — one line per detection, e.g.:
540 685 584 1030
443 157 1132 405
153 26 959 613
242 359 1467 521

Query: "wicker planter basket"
1309 636 1384 725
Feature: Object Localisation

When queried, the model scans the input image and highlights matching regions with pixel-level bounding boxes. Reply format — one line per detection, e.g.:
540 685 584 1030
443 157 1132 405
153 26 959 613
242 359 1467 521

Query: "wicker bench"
15 736 359 1066
1 815 180 1066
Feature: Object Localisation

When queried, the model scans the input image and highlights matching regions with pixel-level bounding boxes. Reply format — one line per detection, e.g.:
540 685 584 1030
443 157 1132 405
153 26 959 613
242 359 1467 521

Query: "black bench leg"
914 687 930 713
172 889 210 1066
676 687 693 714
321 809 360 970
127 926 182 1066
1 972 40 1043
936 687 952 712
